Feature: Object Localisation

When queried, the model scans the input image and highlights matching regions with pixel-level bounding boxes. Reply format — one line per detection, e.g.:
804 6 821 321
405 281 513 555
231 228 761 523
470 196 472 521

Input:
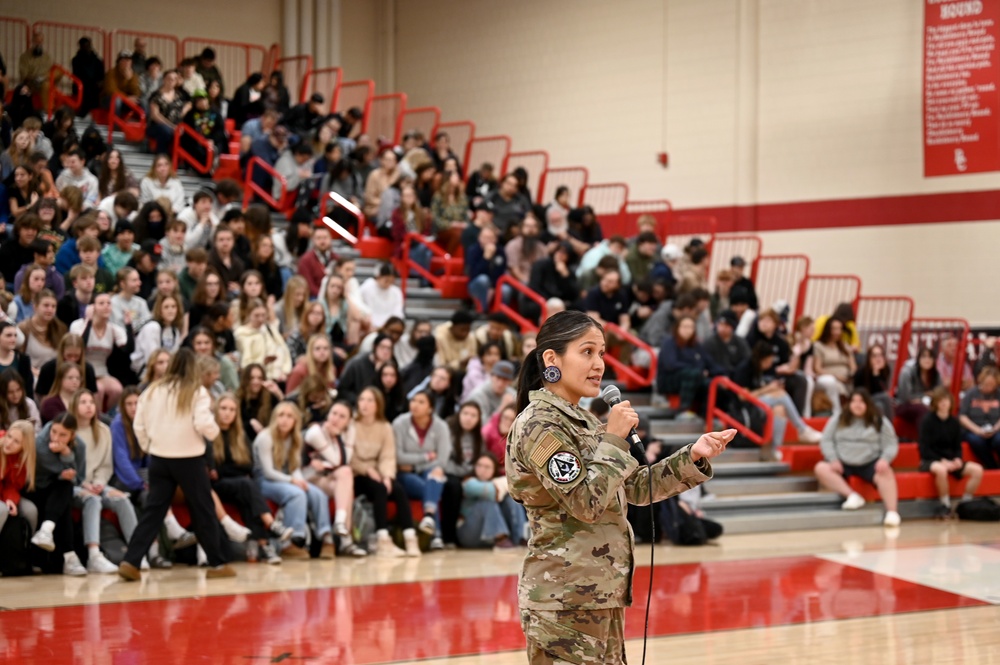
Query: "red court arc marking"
0 556 986 664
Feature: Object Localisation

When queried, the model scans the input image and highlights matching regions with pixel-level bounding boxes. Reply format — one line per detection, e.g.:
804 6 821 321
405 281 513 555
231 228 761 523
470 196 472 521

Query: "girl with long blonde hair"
0 421 38 535
118 349 235 581
209 393 292 564
253 401 334 559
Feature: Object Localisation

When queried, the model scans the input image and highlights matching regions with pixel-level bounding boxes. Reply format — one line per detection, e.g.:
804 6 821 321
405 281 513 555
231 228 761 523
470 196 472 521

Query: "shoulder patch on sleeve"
529 432 562 468
547 451 582 484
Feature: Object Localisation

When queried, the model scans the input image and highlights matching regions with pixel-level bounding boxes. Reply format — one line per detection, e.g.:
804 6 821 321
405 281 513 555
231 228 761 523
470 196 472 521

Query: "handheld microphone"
600 385 644 454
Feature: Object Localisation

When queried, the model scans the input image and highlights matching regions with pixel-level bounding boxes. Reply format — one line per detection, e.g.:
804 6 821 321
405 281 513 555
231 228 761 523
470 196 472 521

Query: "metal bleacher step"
707 507 886 535
710 461 790 477
707 475 821 496
701 491 843 512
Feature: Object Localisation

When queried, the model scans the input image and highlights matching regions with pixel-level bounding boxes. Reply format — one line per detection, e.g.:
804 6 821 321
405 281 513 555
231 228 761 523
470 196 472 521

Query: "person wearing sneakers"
733 342 822 461
24 413 88 575
814 388 901 527
351 387 418 557
303 400 368 557
118 349 235 581
70 389 140 574
253 401 335 560
457 452 526 550
919 386 984 518
208 393 292 565
394 390 452 551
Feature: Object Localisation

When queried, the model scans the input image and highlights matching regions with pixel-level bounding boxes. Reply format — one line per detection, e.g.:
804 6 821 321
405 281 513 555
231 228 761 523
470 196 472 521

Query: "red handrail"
304 66 343 114
172 123 215 175
705 376 774 447
541 166 589 207
264 43 281 77
274 54 313 104
107 92 146 145
602 323 657 390
398 106 441 142
334 80 375 131
506 150 550 203
243 156 288 210
894 317 971 400
491 275 548 333
399 232 462 299
370 93 408 145
795 274 862 322
464 135 512 181
48 64 82 117
106 29 179 69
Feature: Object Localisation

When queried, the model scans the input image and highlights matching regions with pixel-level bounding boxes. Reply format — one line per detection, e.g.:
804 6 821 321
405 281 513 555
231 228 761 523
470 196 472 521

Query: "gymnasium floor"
2 521 999 664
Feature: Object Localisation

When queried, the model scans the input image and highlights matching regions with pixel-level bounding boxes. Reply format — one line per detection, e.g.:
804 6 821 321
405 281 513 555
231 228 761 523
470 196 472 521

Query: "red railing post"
491 275 548 333
242 156 288 210
705 376 774 447
107 92 147 145
47 64 82 117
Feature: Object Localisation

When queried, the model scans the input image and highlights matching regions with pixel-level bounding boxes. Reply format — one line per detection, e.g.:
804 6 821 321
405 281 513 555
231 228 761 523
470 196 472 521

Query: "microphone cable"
631 438 654 665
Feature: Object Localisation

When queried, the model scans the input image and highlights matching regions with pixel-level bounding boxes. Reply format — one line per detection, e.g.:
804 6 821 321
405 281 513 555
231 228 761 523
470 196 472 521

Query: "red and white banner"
924 0 1000 177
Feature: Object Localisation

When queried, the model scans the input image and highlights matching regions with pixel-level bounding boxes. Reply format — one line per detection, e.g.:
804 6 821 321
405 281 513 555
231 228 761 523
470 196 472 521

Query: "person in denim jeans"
465 226 510 312
393 391 452 550
457 453 525 549
959 366 1000 469
254 401 334 559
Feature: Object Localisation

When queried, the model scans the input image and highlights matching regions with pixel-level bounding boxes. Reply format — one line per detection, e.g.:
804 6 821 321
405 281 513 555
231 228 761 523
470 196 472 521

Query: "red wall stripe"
676 189 1000 233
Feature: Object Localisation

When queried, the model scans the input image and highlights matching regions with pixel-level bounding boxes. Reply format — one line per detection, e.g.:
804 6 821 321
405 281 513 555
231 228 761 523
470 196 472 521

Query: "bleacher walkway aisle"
629 394 944 534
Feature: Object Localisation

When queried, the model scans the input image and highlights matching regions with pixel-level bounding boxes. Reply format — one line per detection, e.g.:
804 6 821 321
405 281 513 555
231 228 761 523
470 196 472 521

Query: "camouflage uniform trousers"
521 607 626 665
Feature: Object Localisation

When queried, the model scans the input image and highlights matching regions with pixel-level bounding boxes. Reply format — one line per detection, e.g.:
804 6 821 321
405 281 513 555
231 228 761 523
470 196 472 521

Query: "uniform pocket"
522 609 615 665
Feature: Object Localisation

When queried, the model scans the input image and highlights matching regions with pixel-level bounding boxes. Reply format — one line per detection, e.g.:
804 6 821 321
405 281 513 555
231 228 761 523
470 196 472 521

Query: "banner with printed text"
924 0 1000 176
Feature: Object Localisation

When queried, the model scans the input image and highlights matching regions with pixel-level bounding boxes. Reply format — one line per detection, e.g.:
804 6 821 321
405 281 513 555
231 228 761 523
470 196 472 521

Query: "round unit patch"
547 451 582 484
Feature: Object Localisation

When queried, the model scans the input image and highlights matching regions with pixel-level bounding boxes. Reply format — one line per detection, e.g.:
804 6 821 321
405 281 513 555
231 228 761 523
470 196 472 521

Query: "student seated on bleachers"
814 388 900 527
729 286 757 338
747 309 809 415
919 386 983 516
457 452 525 550
854 343 893 419
733 342 822 459
938 335 975 393
728 256 758 311
657 316 726 420
812 302 860 352
959 366 1000 469
895 347 940 429
812 317 856 416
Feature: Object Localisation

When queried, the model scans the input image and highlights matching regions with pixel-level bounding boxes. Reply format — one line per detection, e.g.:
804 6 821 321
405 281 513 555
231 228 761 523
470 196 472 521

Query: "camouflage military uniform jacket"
506 389 712 611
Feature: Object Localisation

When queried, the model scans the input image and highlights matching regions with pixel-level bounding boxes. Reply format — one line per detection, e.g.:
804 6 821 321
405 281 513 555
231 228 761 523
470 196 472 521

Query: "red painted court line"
0 556 986 664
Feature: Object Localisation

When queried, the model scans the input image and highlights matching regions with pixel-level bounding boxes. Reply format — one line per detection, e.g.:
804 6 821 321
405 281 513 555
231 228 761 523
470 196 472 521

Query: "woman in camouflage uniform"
507 310 735 665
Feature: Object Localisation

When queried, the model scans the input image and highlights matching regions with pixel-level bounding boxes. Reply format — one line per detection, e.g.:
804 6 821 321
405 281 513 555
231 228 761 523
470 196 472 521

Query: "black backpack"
955 497 1000 521
0 514 33 577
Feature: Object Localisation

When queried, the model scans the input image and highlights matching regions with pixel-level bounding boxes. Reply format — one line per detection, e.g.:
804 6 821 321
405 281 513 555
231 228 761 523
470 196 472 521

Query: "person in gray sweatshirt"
393 390 452 548
22 414 88 575
814 388 901 527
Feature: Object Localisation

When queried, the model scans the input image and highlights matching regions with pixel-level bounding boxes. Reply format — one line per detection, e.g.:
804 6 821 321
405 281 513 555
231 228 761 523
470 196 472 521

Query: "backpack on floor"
0 515 34 577
955 497 1000 521
352 496 376 551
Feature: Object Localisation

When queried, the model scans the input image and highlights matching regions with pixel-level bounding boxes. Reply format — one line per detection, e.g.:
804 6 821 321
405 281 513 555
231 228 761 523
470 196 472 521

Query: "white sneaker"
140 556 150 571
418 515 436 535
376 532 406 558
883 511 901 527
841 492 866 511
222 517 251 543
63 552 87 576
31 528 55 552
86 551 119 574
800 427 823 443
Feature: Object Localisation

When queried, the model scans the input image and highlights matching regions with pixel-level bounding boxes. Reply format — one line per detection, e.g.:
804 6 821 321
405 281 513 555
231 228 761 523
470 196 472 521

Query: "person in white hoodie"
358 262 404 329
138 154 186 214
117 348 234 580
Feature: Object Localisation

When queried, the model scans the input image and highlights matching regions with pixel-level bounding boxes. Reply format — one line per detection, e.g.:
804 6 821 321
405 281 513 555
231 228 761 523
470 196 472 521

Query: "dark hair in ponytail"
515 310 603 412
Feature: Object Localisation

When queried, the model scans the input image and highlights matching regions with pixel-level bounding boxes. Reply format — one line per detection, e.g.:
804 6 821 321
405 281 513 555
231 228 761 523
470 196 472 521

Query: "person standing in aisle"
117 348 234 580
506 310 734 665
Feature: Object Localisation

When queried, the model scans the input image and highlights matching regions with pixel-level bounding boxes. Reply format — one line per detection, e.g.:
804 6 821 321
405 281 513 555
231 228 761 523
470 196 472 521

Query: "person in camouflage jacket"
507 310 735 664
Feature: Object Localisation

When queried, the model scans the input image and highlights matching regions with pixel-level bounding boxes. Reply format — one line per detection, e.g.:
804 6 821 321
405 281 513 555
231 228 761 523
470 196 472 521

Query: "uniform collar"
529 389 599 428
